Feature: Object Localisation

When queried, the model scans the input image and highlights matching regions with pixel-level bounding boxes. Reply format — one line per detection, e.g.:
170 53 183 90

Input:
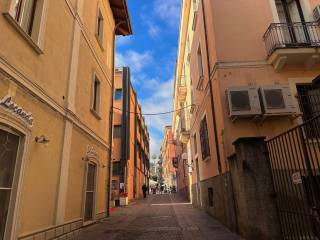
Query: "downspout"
201 0 222 173
107 21 126 217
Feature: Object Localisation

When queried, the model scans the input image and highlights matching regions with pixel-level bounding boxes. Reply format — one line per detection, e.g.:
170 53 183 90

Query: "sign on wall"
0 95 33 126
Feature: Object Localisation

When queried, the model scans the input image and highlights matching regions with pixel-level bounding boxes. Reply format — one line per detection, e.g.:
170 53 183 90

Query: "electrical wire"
113 104 195 116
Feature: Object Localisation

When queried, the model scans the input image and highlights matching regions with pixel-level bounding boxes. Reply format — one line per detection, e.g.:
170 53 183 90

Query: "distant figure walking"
142 184 148 198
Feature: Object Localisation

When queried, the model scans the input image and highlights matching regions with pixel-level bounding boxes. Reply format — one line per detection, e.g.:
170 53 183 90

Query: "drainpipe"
107 21 126 217
201 0 222 173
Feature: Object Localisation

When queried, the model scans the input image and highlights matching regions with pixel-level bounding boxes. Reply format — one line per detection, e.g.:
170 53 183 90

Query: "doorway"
0 128 20 240
84 163 97 222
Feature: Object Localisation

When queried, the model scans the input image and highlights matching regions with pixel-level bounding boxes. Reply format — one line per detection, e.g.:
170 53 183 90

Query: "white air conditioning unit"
226 87 261 120
259 85 298 116
313 5 320 22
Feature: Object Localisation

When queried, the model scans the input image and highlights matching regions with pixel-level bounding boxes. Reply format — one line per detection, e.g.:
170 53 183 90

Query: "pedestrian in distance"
142 184 148 198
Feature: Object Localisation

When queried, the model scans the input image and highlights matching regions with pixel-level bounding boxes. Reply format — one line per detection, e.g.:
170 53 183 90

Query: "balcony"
178 84 188 102
263 22 320 72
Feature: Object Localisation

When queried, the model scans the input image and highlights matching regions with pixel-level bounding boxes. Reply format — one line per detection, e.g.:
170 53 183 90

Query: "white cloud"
154 0 181 28
140 79 173 132
150 134 162 159
147 22 160 38
116 50 153 73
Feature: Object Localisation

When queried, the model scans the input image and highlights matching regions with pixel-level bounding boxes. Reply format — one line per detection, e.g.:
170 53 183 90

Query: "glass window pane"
0 129 20 188
12 0 23 22
113 125 122 138
86 164 96 191
21 0 37 35
114 89 122 100
0 190 11 240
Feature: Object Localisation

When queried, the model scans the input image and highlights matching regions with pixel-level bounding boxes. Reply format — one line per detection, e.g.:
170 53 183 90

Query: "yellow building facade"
0 1 131 239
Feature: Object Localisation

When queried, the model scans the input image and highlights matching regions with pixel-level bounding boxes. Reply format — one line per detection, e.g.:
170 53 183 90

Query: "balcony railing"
263 22 320 56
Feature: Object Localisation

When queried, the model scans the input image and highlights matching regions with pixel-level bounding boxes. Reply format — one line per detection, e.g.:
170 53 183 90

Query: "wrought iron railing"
263 22 320 56
267 115 320 239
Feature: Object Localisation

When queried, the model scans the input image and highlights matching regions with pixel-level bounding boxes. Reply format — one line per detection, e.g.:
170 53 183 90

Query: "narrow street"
78 194 242 240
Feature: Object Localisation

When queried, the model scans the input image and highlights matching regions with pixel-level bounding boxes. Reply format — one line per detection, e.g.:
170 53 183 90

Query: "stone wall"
192 172 238 232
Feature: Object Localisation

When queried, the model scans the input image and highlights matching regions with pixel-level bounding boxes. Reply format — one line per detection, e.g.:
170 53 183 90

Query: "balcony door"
275 0 309 44
0 128 20 240
84 163 97 223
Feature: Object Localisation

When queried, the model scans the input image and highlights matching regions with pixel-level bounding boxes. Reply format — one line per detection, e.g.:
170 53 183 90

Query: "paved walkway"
78 194 243 240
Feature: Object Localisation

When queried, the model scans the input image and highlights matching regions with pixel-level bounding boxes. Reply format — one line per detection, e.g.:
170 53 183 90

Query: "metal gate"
267 115 320 239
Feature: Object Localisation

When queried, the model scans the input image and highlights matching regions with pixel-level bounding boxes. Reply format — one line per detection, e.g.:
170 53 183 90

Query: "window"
0 128 20 240
114 89 122 100
91 76 101 115
197 45 204 78
296 83 320 138
84 163 96 222
208 187 213 207
200 116 210 160
113 125 122 138
9 0 46 44
96 9 104 45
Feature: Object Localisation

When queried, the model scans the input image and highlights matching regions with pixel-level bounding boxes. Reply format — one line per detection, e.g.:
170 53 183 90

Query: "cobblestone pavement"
78 194 244 240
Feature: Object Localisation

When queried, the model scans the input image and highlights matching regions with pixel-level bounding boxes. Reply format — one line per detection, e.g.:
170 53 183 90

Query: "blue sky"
116 0 181 158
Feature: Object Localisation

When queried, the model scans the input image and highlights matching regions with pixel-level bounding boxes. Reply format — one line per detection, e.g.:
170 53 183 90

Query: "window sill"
3 13 44 54
95 34 105 51
90 109 102 120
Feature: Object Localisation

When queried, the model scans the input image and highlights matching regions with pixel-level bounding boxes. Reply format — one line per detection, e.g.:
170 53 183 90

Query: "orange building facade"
111 67 150 205
173 0 320 233
160 126 177 191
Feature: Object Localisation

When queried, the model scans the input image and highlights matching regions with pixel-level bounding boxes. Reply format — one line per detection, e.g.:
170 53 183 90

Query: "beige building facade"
172 0 198 200
0 1 131 239
174 0 320 233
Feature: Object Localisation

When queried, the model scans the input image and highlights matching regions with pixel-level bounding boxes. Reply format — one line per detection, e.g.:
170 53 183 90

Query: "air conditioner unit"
259 85 298 116
226 87 261 120
313 5 320 22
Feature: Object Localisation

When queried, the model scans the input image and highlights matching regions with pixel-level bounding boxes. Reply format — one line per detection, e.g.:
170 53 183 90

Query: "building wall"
183 0 320 234
172 0 197 201
0 0 129 239
160 127 176 190
112 68 150 202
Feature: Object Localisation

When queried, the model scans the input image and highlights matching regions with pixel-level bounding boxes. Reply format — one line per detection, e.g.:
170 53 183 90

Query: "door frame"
82 160 98 225
0 109 32 240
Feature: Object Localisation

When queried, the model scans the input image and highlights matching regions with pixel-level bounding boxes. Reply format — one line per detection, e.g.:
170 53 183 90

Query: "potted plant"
119 192 128 206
